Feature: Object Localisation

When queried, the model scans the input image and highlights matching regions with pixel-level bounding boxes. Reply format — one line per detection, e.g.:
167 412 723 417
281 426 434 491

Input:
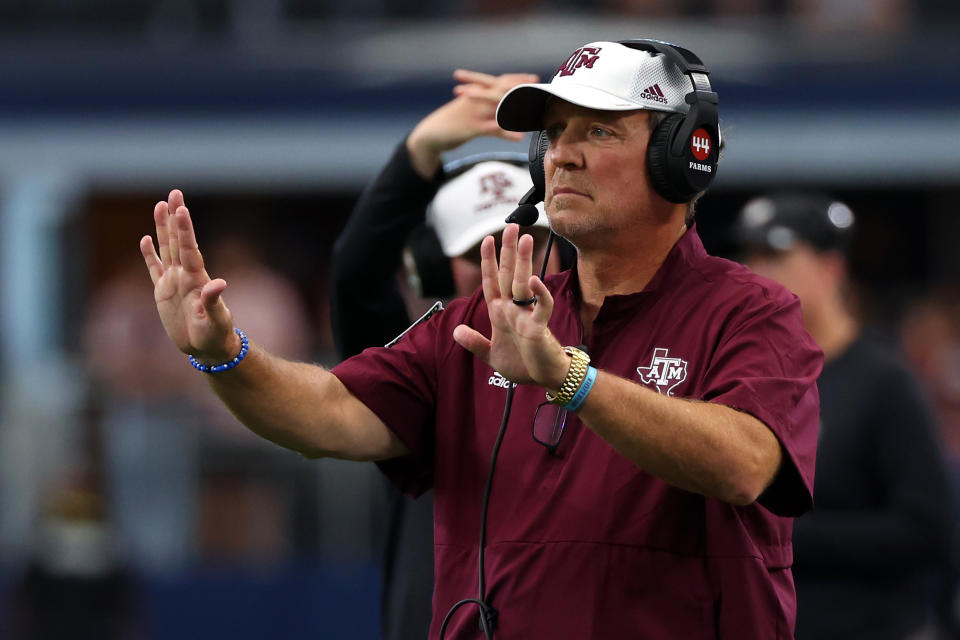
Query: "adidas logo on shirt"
640 84 668 104
488 371 516 389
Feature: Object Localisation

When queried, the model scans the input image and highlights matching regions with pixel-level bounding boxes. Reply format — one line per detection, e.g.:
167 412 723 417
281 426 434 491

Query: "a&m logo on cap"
479 171 513 199
557 46 602 77
474 170 518 213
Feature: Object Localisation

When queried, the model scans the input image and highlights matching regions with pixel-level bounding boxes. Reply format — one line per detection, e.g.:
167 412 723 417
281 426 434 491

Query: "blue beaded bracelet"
189 328 248 373
564 365 597 412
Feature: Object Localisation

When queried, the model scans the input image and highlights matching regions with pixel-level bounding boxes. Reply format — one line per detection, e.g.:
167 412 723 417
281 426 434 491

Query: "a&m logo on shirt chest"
637 348 688 396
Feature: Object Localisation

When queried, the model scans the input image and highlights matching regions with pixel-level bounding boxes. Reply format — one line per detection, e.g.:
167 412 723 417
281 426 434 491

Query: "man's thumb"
200 278 231 327
453 324 491 362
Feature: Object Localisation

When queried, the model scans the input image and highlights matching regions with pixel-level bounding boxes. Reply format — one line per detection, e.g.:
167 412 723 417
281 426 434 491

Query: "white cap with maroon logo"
427 161 548 258
496 41 692 132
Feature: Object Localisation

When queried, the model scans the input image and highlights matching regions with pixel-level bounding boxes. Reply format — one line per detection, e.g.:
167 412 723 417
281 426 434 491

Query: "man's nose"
547 130 584 171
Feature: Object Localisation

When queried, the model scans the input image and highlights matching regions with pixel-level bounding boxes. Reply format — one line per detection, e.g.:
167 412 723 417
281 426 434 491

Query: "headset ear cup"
528 130 549 203
405 223 455 299
647 113 695 204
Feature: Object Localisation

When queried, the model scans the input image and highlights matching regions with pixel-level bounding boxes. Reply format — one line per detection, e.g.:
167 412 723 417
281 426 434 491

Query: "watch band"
545 346 591 406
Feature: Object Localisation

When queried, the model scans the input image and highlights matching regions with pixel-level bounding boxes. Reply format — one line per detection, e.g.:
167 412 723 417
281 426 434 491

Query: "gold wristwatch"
545 346 591 406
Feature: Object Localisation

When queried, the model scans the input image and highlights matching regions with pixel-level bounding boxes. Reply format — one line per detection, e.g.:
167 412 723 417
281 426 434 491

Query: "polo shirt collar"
641 222 706 294
557 224 706 310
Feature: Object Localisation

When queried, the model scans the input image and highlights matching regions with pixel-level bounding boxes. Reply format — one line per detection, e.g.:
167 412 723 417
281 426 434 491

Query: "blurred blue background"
1 1 959 638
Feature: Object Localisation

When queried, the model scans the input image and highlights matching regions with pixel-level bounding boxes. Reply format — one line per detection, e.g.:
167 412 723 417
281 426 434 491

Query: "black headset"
406 151 575 298
523 38 720 206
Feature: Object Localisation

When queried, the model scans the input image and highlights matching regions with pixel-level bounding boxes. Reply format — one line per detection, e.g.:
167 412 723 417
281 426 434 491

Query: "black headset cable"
438 231 557 639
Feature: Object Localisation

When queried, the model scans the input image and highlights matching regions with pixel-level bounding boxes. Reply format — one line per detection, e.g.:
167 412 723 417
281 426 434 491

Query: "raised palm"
140 190 235 359
452 224 566 389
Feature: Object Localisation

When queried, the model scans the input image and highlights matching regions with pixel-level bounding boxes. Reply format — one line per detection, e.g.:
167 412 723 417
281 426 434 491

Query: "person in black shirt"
734 192 957 640
330 68 563 640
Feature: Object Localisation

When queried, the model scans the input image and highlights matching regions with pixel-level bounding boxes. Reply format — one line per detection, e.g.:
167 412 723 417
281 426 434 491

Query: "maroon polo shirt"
332 226 822 639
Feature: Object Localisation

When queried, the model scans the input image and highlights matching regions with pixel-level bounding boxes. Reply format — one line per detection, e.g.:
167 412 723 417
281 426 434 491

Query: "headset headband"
618 39 720 157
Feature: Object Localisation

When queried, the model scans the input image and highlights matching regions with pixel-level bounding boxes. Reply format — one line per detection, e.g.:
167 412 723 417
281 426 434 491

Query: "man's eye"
591 127 612 138
544 125 563 142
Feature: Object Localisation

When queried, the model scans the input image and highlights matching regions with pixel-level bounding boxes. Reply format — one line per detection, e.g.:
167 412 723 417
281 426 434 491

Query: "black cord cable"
438 232 558 639
538 232 556 282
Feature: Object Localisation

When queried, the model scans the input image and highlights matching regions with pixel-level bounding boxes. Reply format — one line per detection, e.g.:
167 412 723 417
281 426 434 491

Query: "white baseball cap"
427 160 549 257
497 41 691 132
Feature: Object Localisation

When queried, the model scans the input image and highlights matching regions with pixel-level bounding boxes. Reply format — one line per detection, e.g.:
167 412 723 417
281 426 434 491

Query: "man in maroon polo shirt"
140 39 821 638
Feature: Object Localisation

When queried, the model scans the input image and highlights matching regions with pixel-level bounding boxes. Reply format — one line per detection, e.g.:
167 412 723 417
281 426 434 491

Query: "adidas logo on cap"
640 84 668 104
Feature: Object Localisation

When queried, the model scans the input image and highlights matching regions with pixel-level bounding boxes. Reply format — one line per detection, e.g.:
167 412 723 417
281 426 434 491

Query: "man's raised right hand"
406 69 539 179
139 189 239 365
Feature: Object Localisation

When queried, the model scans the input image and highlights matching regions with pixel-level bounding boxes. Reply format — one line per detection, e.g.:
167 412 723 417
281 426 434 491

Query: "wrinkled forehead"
542 97 651 127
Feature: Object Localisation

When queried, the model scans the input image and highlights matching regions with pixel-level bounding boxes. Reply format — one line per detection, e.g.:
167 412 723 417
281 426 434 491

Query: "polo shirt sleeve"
331 298 466 497
702 289 823 517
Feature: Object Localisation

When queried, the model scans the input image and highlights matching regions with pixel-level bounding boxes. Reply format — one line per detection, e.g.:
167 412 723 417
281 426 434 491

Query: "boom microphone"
505 186 541 226
505 204 539 226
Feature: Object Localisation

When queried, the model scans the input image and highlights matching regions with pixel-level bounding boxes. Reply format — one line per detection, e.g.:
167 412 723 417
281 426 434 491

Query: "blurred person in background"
901 289 960 474
735 192 957 640
5 470 146 640
83 255 200 575
900 288 960 637
330 68 567 639
192 233 316 563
